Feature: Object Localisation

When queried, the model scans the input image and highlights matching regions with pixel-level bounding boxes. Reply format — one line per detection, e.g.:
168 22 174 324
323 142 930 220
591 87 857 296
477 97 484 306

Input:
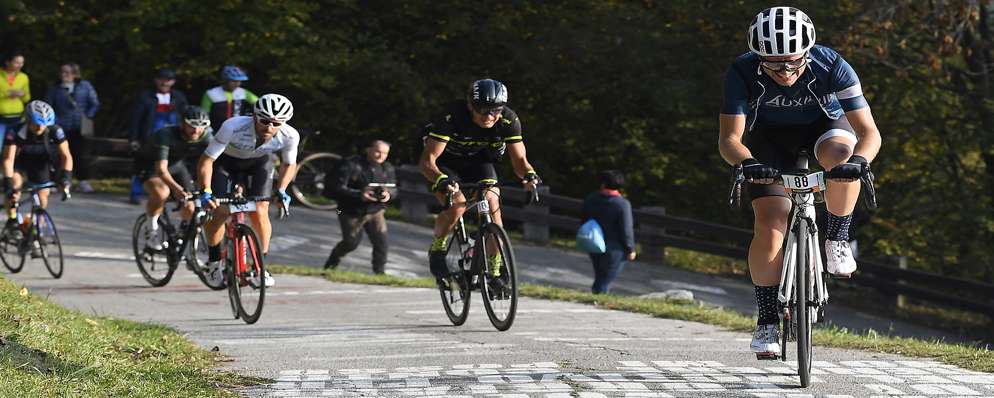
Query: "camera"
367 183 396 201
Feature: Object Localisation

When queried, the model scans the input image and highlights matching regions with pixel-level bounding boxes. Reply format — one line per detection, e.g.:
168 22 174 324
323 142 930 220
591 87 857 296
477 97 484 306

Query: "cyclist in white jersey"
197 93 299 287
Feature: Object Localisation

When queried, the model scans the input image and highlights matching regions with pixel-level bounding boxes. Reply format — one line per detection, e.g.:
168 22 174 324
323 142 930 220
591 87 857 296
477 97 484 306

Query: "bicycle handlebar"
12 182 71 201
442 181 540 211
728 163 877 211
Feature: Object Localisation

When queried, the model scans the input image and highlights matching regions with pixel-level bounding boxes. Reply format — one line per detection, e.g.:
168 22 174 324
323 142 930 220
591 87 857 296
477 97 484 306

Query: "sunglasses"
473 106 503 117
760 56 808 73
257 118 283 127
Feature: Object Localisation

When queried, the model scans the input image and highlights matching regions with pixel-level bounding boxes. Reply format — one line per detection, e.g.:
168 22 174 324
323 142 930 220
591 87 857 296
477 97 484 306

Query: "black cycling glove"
524 170 542 185
830 155 868 180
431 174 456 193
741 158 778 181
57 169 72 187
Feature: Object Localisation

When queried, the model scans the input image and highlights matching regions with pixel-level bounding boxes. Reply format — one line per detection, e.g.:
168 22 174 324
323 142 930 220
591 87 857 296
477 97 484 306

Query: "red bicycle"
212 191 287 324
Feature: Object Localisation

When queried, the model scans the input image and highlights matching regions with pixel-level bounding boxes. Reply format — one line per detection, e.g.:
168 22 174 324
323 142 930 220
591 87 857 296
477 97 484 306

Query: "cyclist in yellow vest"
200 66 258 130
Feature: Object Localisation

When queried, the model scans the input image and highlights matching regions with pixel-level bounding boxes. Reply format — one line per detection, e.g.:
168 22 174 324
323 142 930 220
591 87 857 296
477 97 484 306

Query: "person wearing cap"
128 68 189 204
132 105 212 253
200 66 258 130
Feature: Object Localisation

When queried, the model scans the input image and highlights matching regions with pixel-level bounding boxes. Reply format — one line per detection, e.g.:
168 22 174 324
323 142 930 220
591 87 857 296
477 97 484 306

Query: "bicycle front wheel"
35 210 64 279
478 223 518 331
227 224 266 324
0 221 26 273
795 218 813 387
289 152 340 210
131 214 177 287
438 229 470 326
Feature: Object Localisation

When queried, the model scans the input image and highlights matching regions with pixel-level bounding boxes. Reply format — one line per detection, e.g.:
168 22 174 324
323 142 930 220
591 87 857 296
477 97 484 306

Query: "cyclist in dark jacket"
324 140 397 274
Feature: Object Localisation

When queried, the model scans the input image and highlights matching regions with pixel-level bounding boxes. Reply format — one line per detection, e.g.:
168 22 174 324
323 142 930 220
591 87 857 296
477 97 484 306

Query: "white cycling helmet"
254 93 294 122
748 7 816 57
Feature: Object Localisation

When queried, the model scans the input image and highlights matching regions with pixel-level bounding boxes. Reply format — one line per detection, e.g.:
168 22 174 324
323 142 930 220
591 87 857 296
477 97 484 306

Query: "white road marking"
267 234 310 252
75 251 134 261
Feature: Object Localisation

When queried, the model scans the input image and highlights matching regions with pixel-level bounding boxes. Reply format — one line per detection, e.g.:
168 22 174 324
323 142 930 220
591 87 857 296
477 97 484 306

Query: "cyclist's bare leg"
433 190 467 238
749 196 791 286
3 174 21 218
205 206 229 247
143 179 170 218
36 184 50 209
817 137 860 216
247 201 271 254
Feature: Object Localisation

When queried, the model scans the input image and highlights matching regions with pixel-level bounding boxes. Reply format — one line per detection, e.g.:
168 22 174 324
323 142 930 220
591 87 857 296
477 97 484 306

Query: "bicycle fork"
778 195 830 342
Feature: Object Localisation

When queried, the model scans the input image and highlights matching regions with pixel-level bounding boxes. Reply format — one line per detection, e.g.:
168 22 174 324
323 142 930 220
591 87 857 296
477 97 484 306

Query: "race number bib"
230 202 257 213
781 172 826 194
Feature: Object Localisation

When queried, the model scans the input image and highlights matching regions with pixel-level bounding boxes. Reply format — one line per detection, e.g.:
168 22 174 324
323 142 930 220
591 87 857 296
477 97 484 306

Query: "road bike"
436 181 538 331
728 150 876 387
0 182 69 278
211 190 287 324
278 129 341 211
131 193 216 289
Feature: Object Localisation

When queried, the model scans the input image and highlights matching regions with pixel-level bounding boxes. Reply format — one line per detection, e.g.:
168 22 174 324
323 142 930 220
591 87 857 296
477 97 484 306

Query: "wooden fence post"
897 255 908 308
640 206 666 263
399 165 427 224
523 186 550 243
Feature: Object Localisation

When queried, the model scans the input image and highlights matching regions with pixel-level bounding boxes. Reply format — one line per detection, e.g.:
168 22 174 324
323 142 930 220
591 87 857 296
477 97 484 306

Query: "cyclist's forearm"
276 162 296 191
2 146 16 177
196 154 215 190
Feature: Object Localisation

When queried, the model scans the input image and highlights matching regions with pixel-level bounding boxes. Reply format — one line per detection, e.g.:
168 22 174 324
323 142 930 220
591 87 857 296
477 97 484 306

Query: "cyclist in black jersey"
133 105 212 251
419 79 541 280
2 101 72 231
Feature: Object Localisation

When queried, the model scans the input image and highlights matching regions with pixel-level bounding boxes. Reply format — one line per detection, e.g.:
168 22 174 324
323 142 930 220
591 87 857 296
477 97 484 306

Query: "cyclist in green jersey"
132 106 212 250
200 66 258 130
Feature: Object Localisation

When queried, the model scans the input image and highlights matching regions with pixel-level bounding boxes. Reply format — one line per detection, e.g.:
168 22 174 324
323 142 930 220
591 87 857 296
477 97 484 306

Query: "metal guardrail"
393 165 994 317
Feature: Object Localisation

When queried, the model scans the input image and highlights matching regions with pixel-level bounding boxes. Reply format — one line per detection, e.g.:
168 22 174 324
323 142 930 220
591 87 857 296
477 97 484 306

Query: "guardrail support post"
399 165 427 224
523 186 551 243
640 206 667 263
897 255 907 308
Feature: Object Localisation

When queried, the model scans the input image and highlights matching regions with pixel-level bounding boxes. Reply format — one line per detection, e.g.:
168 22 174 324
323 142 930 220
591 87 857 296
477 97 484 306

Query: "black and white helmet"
180 105 211 128
254 93 294 122
467 79 508 109
748 7 816 57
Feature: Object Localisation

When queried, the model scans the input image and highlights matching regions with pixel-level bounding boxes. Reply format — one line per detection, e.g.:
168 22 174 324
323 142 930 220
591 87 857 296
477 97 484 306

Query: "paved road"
2 192 990 398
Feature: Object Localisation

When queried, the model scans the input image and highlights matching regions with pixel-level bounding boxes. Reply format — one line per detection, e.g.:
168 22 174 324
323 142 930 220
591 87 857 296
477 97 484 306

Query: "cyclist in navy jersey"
718 7 881 357
419 79 541 282
2 101 72 232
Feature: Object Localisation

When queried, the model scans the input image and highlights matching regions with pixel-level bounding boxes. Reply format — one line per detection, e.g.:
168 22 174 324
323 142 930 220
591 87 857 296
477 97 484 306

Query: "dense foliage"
3 0 993 279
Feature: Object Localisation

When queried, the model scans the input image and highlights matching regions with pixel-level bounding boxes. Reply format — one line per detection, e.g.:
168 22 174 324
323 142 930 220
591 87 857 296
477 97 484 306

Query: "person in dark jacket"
581 170 636 294
127 68 188 204
44 62 99 193
323 140 397 274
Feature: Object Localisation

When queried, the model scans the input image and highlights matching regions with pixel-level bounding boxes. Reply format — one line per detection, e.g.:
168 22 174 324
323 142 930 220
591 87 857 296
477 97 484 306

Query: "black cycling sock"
826 212 853 241
756 285 780 325
208 244 222 262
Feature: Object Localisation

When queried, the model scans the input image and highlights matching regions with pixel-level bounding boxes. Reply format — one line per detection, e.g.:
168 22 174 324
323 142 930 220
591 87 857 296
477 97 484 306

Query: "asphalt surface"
2 192 990 398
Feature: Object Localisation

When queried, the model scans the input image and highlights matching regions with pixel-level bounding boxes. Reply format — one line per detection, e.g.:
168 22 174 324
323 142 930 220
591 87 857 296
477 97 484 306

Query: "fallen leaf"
85 319 99 326
20 288 27 296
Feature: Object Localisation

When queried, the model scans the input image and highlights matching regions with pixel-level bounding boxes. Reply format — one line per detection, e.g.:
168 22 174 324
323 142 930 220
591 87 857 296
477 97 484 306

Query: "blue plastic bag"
576 219 607 254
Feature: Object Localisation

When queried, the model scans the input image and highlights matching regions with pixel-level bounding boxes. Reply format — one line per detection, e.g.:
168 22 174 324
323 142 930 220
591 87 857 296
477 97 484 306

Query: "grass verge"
0 274 265 397
267 264 994 373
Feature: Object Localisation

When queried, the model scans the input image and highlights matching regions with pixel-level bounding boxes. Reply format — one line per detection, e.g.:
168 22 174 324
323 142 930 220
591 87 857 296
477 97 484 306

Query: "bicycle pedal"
755 353 779 360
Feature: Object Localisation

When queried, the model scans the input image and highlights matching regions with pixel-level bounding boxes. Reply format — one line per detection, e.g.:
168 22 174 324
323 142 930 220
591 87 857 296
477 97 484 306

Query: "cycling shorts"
133 158 196 192
14 154 54 185
433 151 498 189
744 115 859 200
211 153 274 198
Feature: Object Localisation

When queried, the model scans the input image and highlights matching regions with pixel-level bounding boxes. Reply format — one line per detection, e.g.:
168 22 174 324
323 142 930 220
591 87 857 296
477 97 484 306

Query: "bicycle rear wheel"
35 210 63 279
438 229 470 326
289 152 340 210
131 214 177 287
227 224 266 324
0 222 26 273
478 223 518 331
795 218 813 387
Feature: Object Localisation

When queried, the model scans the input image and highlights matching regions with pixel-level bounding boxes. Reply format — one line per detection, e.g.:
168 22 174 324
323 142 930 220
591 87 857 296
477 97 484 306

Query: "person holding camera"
323 140 397 274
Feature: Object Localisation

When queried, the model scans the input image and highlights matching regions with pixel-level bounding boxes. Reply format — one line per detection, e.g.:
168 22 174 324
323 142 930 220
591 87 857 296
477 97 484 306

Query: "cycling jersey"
200 86 259 130
136 125 214 165
204 116 299 163
422 101 522 159
5 122 66 157
721 45 868 130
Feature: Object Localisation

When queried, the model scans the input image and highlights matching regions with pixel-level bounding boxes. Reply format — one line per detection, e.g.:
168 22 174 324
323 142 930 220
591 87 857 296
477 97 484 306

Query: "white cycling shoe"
750 323 781 355
264 271 275 287
206 260 225 286
143 223 163 251
825 239 857 276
